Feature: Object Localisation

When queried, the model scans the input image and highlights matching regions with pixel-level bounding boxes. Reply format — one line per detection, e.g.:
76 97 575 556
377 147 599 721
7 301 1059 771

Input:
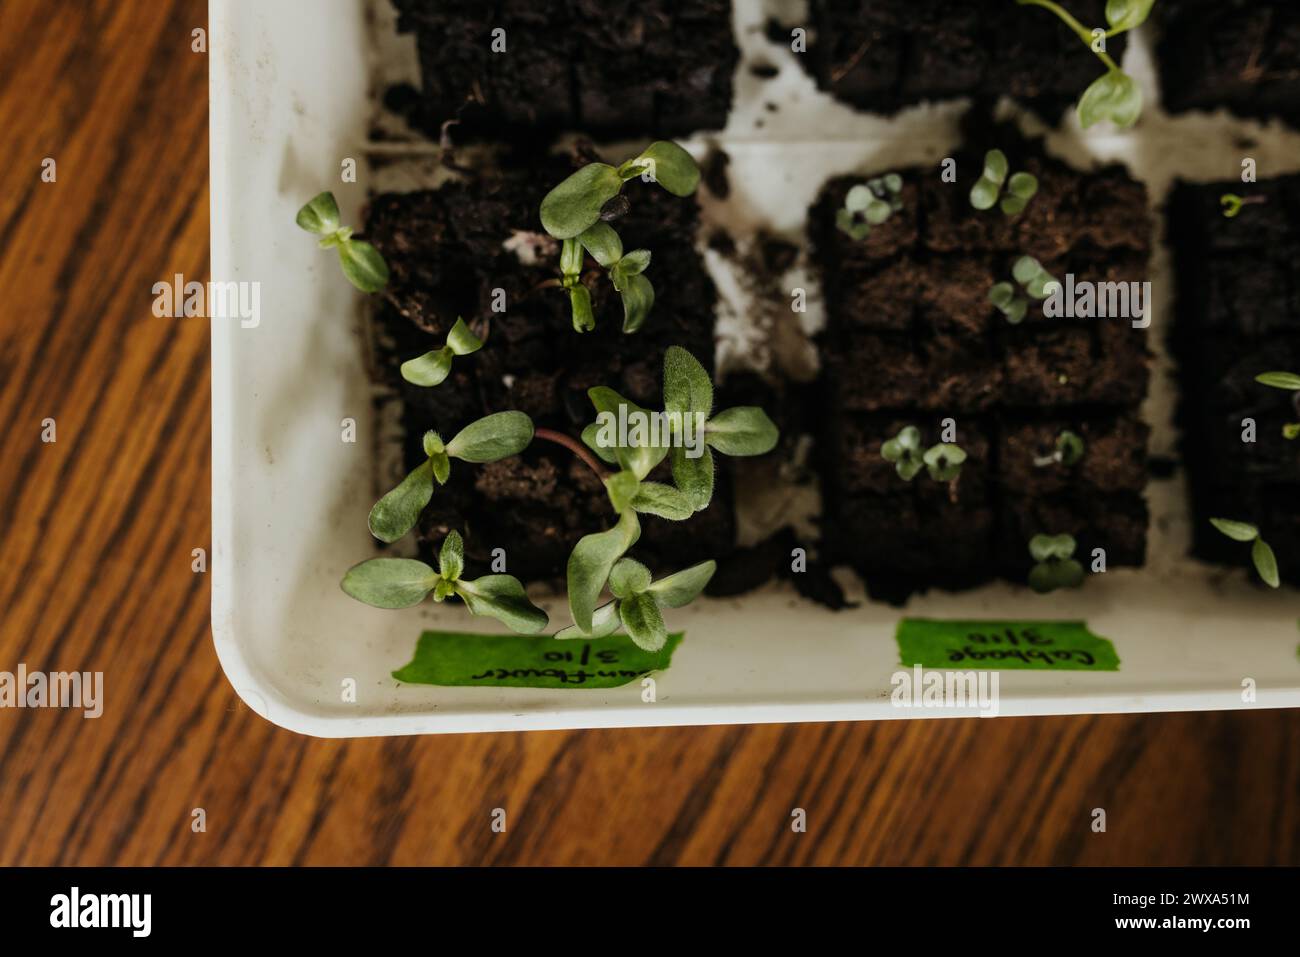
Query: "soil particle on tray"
810 123 1153 601
366 146 739 584
792 0 1125 121
1156 0 1300 129
1167 174 1300 578
387 0 738 141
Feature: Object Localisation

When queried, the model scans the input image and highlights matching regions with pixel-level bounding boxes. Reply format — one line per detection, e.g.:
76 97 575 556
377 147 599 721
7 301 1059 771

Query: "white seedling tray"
210 0 1300 736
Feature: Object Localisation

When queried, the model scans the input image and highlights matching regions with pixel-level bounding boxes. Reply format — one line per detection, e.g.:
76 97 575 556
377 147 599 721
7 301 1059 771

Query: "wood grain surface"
0 0 1297 867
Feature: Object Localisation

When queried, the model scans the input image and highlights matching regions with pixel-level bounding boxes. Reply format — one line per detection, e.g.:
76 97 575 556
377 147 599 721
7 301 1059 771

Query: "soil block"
387 0 738 141
797 0 1125 120
365 148 735 585
811 128 1153 600
1167 175 1300 577
1156 1 1300 128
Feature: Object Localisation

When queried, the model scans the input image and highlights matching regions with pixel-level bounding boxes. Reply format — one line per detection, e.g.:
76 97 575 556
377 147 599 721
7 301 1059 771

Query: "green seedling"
1035 429 1086 466
296 191 390 293
989 255 1060 324
836 174 904 240
1220 193 1266 218
881 427 967 483
555 557 716 651
341 531 548 633
1209 518 1280 588
1028 533 1086 593
969 150 1039 216
1256 371 1300 439
367 412 534 544
1017 0 1153 128
539 141 700 333
399 317 483 387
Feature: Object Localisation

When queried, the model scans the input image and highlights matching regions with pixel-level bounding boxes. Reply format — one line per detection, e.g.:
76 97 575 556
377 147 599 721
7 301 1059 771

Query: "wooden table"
1 0 1296 867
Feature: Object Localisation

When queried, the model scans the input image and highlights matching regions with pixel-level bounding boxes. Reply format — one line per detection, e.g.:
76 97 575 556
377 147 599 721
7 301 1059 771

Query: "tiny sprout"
368 412 534 544
989 256 1059 324
1220 193 1265 218
1209 518 1280 588
969 150 1038 216
836 174 904 240
1017 0 1149 128
555 557 716 651
1035 429 1086 467
296 191 390 293
540 141 699 334
341 530 548 632
1255 371 1300 438
399 317 483 387
1027 533 1085 594
923 443 966 482
882 426 924 480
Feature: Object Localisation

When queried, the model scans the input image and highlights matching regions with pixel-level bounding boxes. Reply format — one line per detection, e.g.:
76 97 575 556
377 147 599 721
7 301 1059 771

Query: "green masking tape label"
393 630 683 688
896 619 1120 671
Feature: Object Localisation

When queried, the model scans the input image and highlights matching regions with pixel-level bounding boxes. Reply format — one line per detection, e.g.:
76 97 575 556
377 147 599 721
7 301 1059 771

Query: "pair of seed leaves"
990 256 1058 324
1027 533 1085 593
555 557 716 651
1209 518 1280 588
881 426 966 482
399 318 483 387
969 150 1039 216
565 346 778 634
540 142 699 334
296 192 390 294
342 531 548 633
368 411 534 545
836 174 904 240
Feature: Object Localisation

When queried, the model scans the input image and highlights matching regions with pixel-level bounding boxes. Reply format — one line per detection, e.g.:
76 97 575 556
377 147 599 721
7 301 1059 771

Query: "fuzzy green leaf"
1209 517 1259 542
341 557 438 609
1255 371 1300 391
671 444 714 511
296 192 341 235
431 452 451 485
567 510 641 634
588 387 668 479
368 459 435 544
1105 0 1155 32
455 575 549 634
1252 537 1280 588
1078 69 1142 129
337 240 389 293
646 560 716 608
581 422 620 464
620 272 655 333
631 141 700 197
554 601 622 640
604 470 641 514
618 248 652 276
663 346 713 418
540 163 623 239
577 221 624 268
619 592 668 652
631 481 694 520
705 406 779 456
438 530 465 582
609 558 653 599
446 411 534 463
400 347 453 387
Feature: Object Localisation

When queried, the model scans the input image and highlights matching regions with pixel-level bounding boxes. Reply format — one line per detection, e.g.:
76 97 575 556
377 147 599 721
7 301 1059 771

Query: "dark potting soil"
810 125 1153 601
1156 0 1300 129
365 147 744 586
1167 175 1300 578
793 0 1125 121
386 0 738 141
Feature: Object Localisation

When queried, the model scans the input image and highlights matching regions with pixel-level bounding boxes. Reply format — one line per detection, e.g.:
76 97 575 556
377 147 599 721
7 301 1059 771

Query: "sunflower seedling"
1209 518 1280 588
367 412 535 544
989 255 1059 324
539 141 700 334
1017 0 1151 128
399 317 483 387
1028 533 1086 593
836 174 904 240
1034 429 1086 467
881 427 966 483
296 191 390 293
969 150 1038 216
342 531 548 632
555 557 716 651
1255 371 1300 439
